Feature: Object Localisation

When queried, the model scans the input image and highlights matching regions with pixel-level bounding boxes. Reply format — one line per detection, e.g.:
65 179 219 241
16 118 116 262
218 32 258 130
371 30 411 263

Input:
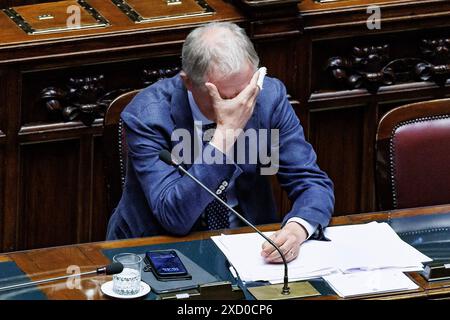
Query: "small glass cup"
112 253 143 295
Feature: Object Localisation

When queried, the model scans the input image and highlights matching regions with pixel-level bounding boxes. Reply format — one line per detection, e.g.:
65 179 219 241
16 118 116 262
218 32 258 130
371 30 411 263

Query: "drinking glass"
112 253 142 295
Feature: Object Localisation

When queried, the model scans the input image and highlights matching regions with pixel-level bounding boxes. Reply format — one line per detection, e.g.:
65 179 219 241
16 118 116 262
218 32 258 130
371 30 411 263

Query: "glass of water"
112 253 142 295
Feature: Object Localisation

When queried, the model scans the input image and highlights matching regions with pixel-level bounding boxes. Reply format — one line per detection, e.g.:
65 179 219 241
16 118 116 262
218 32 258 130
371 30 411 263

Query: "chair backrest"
103 90 140 215
376 98 450 211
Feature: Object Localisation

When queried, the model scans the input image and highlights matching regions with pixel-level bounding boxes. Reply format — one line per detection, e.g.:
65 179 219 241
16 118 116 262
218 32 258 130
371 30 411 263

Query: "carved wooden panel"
311 28 450 95
326 39 450 93
22 58 181 127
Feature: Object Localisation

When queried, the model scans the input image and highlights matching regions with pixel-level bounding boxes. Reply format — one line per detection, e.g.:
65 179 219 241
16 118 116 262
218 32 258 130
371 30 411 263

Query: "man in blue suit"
107 22 334 263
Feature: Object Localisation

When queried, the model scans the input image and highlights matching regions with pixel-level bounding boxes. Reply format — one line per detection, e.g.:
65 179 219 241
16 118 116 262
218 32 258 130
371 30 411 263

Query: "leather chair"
103 90 140 216
376 98 450 211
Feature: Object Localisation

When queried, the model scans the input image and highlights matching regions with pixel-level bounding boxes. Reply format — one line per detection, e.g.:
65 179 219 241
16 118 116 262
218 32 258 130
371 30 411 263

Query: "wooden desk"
1 204 450 300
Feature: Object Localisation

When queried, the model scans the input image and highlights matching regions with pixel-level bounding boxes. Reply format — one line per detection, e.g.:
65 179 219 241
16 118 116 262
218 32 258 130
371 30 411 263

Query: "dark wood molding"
309 82 450 109
233 0 301 19
2 67 20 252
300 0 450 36
18 121 104 144
248 15 303 40
142 65 181 87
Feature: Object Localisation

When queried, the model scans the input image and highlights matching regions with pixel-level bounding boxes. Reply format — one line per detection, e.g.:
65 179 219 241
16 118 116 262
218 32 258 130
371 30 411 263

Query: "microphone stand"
159 150 296 297
176 165 290 296
0 271 98 292
0 264 123 292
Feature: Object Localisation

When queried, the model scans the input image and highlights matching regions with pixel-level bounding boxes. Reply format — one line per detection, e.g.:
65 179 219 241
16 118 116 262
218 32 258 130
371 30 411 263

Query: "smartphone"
257 67 267 90
145 250 191 281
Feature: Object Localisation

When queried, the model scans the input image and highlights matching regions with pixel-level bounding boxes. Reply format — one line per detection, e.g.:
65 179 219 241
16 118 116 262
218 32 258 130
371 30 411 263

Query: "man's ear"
180 71 193 91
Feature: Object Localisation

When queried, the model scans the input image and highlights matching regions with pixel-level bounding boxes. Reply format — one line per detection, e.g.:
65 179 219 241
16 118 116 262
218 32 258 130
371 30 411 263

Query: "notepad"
323 270 419 298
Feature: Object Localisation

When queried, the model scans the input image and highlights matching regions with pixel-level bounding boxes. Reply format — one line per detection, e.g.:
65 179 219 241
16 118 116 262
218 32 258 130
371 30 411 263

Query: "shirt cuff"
286 217 318 240
208 141 236 163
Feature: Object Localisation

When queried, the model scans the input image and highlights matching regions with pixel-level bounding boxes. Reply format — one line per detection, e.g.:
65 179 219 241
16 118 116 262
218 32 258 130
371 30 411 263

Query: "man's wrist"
210 127 240 154
284 221 308 243
285 217 318 240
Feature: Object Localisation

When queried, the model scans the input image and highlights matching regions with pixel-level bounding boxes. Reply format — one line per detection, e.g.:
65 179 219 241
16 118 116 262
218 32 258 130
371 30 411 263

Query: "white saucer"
101 280 151 299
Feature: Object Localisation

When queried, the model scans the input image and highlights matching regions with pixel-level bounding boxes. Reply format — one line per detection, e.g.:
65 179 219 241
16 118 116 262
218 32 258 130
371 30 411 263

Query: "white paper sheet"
323 269 419 298
211 222 431 284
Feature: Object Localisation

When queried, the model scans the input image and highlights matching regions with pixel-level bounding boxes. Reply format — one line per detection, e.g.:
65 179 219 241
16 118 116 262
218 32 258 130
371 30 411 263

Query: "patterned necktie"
201 123 230 229
204 181 230 230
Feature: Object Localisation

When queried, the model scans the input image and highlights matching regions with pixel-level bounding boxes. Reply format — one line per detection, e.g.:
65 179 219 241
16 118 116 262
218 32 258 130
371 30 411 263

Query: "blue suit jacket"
106 74 334 240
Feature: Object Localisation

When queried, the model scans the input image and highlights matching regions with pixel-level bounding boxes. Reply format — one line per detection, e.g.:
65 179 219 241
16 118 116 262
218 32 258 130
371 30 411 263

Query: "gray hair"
182 22 260 86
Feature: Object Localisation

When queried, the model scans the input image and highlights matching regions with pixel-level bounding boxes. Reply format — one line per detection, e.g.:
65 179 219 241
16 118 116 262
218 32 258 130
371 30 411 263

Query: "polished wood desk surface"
2 204 450 300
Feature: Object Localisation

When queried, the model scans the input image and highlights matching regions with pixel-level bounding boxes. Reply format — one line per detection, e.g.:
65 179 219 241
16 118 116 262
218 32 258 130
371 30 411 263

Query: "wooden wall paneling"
249 15 302 94
0 68 5 251
311 28 450 95
296 35 312 136
18 140 81 250
256 36 309 126
254 38 299 92
14 56 184 250
91 135 108 241
77 134 94 243
309 104 366 215
0 145 4 251
300 0 450 41
2 67 20 252
359 99 377 213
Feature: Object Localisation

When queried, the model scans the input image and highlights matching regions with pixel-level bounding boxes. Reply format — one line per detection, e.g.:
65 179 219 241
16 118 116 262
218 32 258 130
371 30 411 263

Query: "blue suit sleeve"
270 80 335 229
122 109 242 236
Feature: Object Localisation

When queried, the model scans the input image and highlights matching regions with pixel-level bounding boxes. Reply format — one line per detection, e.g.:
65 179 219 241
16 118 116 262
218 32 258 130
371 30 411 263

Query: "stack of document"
211 221 431 297
213 231 337 282
323 269 419 298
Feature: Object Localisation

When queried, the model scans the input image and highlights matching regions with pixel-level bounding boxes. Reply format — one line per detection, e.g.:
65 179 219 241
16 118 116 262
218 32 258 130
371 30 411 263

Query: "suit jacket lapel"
170 82 198 170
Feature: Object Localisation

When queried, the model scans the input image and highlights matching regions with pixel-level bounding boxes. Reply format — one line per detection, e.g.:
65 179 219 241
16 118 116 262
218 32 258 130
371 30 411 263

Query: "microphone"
97 262 124 275
0 262 124 292
159 149 290 296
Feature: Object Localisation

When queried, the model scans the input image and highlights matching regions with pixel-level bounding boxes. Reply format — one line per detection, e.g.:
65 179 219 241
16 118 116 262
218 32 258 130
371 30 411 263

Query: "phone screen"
146 250 188 277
